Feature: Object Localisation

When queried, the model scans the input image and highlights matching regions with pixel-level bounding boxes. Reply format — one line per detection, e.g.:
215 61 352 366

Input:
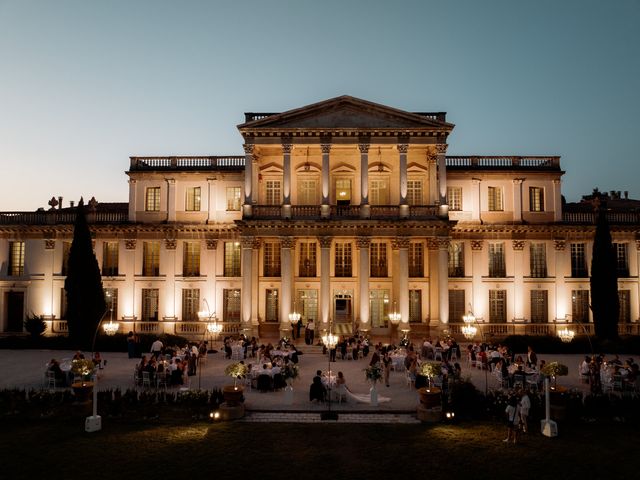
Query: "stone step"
241 411 420 424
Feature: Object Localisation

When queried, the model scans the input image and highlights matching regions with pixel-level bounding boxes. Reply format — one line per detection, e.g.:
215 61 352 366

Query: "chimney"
58 196 63 210
625 191 629 199
70 200 75 208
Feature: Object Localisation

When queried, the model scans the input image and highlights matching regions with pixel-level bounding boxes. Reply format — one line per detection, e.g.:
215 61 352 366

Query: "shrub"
24 314 47 339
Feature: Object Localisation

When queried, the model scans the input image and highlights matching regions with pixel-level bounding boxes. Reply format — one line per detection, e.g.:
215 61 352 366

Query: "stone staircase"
242 411 420 424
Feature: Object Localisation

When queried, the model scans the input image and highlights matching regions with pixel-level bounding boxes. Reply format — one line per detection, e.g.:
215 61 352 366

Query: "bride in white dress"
335 371 391 404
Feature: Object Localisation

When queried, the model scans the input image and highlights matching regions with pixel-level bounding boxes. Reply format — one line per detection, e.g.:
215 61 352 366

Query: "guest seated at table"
48 359 66 382
309 373 327 402
452 362 462 381
72 351 85 361
137 356 148 375
223 338 232 359
92 352 103 369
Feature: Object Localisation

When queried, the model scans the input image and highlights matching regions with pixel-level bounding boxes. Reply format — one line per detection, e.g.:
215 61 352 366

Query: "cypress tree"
64 198 107 350
590 195 619 341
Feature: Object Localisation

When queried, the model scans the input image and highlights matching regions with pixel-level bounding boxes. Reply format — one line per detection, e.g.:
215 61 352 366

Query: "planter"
284 385 294 406
222 385 244 406
71 381 94 403
370 383 378 407
418 387 442 409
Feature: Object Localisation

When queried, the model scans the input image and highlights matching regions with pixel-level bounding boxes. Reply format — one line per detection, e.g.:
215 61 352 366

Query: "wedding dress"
340 384 391 404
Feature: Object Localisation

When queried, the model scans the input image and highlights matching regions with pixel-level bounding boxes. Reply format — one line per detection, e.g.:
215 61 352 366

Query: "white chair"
405 370 413 388
156 372 168 390
142 371 152 389
449 349 458 362
434 348 443 361
44 371 57 389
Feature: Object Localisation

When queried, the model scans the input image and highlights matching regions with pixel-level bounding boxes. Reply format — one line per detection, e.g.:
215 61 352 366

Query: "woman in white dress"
336 371 391 404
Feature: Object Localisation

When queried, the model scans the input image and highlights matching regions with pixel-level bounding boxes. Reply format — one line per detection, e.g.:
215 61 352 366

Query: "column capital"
45 239 56 250
165 239 177 250
438 237 450 250
281 143 293 154
355 237 371 249
206 239 218 250
358 143 370 154
320 143 332 154
280 236 295 249
512 240 525 251
435 144 448 155
391 237 411 250
252 239 262 250
426 238 440 251
426 152 438 164
125 239 137 250
470 240 484 251
318 236 332 248
397 143 409 154
241 236 254 249
554 239 566 251
166 178 176 185
512 178 525 185
553 179 562 185
243 143 254 155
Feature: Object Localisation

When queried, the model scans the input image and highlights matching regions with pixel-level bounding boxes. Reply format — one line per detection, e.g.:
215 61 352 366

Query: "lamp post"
321 319 339 421
289 309 301 342
388 302 401 345
86 294 119 433
198 299 221 390
461 307 488 395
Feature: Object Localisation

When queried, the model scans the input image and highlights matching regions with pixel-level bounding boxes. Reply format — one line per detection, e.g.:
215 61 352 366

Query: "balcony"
0 210 129 225
129 156 245 171
446 156 560 170
249 204 439 220
563 211 640 225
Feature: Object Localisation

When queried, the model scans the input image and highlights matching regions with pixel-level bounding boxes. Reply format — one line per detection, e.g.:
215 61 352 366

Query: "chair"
273 373 286 390
156 372 168 390
257 374 272 392
449 349 458 362
44 371 57 389
513 374 525 389
405 370 413 388
434 347 443 361
142 371 152 389
133 369 141 387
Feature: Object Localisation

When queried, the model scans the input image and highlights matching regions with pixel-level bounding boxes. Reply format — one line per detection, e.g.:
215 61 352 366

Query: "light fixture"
207 322 222 334
322 330 338 349
461 324 477 340
102 321 119 336
557 327 575 343
289 311 301 323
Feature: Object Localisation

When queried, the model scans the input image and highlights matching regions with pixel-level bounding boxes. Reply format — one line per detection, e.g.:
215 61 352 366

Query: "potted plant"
364 364 383 406
418 362 442 408
223 362 248 406
70 359 96 402
541 362 569 389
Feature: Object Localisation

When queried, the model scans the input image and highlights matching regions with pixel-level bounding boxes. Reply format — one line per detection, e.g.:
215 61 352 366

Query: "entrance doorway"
5 291 24 332
333 291 353 324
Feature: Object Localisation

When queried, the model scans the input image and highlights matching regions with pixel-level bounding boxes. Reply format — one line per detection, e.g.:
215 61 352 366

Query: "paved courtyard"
0 344 596 413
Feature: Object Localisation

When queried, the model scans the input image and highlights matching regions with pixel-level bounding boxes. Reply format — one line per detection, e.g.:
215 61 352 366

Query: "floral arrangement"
541 362 569 378
399 337 409 348
70 359 95 378
365 364 383 382
419 362 442 379
283 364 299 380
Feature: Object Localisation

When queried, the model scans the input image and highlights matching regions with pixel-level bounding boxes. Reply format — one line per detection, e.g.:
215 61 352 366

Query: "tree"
590 194 619 341
64 198 107 350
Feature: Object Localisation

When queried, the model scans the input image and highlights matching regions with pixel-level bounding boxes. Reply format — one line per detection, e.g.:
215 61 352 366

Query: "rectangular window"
263 241 281 277
529 187 544 212
409 290 422 323
614 243 629 277
142 242 160 276
60 288 68 319
448 242 465 277
530 243 547 278
61 241 71 276
141 288 159 321
570 243 588 277
102 241 119 276
298 179 318 205
266 180 281 205
224 242 241 277
530 290 548 323
181 288 200 321
223 289 241 322
334 243 352 277
572 290 590 323
489 290 507 323
488 186 503 211
265 289 279 322
335 179 352 204
447 186 462 211
618 290 630 324
104 288 118 318
226 187 242 211
407 180 423 206
145 187 161 212
448 290 465 323
297 289 318 323
370 242 387 277
185 187 201 211
299 241 317 277
409 243 424 278
369 289 390 328
488 243 506 278
182 241 200 277
369 178 389 205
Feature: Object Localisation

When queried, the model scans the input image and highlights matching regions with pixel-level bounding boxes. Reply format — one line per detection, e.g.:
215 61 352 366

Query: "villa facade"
1 96 639 340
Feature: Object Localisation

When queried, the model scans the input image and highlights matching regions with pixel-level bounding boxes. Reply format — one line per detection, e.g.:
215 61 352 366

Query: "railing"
250 204 439 220
134 322 160 334
129 156 245 171
412 112 447 122
445 156 560 169
0 210 129 225
244 111 446 123
448 322 601 338
51 320 68 334
563 211 640 224
291 205 322 218
408 206 439 218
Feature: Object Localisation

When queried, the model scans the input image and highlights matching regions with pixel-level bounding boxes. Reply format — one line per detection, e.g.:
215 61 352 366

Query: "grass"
2 417 640 479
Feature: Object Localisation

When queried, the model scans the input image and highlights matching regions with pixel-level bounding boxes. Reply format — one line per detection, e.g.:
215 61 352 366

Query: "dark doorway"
6 291 24 332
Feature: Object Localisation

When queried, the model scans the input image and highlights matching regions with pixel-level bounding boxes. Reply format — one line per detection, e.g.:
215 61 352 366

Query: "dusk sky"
1 0 639 211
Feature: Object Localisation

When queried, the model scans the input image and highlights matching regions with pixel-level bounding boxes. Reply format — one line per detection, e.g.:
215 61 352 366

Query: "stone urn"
418 387 442 409
222 385 244 406
71 381 94 403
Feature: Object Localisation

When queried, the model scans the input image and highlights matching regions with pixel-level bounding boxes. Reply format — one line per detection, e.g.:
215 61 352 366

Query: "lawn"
2 417 639 479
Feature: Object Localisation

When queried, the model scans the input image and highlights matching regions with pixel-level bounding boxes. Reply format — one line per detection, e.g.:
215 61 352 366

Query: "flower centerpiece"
364 364 383 384
70 359 96 381
70 359 96 402
541 362 569 388
224 362 248 388
419 362 442 389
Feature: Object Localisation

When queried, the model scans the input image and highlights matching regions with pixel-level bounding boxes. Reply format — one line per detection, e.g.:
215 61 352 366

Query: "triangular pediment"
238 96 453 131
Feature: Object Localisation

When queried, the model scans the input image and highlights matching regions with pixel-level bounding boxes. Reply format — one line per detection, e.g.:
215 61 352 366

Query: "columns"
206 177 216 224
512 240 525 320
241 236 254 326
356 237 371 330
553 179 562 222
166 179 176 222
243 143 254 217
438 238 449 326
436 144 448 218
319 236 332 327
554 240 567 320
513 179 524 223
128 179 137 222
398 141 409 218
359 140 370 219
428 239 440 326
282 140 292 219
471 240 484 319
321 138 331 218
280 236 295 327
393 237 410 325
427 153 438 205
205 239 218 316
471 178 481 223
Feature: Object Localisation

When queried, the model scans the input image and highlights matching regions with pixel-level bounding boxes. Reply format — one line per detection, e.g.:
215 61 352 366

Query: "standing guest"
127 331 136 358
382 349 392 387
150 338 164 356
296 318 303 340
369 347 381 367
519 390 531 433
187 351 197 377
290 321 297 340
526 346 538 368
504 395 520 444
307 319 315 345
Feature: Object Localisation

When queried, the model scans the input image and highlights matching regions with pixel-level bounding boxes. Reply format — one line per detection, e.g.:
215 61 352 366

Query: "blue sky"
1 0 639 210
